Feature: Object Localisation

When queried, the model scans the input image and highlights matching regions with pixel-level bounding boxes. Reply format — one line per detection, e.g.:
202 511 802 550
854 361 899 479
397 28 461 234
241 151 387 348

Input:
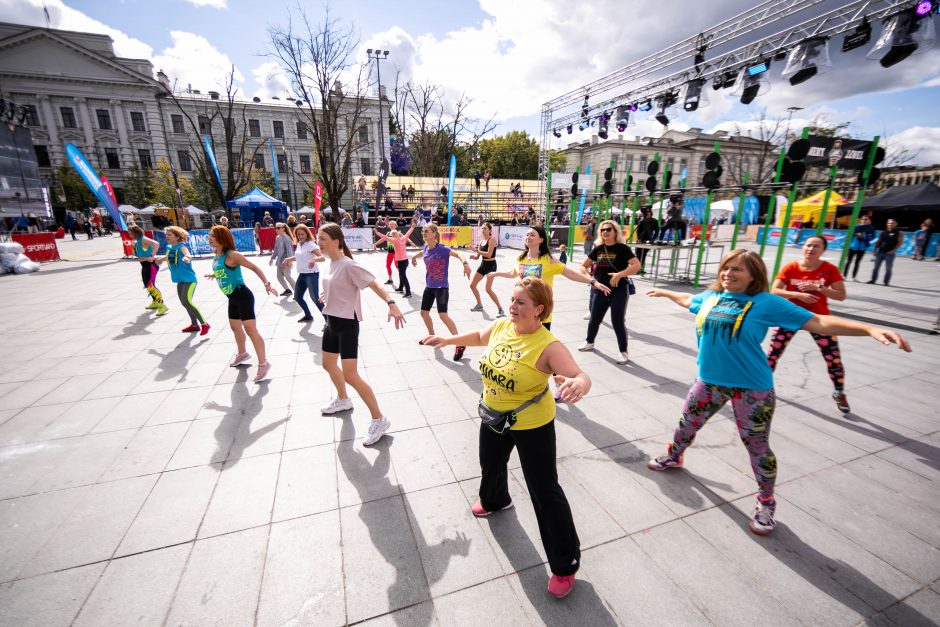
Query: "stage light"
638 99 652 112
916 0 933 16
566 124 573 134
553 129 562 138
579 121 589 131
782 37 831 86
746 59 769 76
712 71 737 90
615 105 629 132
598 112 609 139
629 103 638 112
843 18 872 52
734 68 770 105
581 94 589 119
683 79 706 111
654 95 672 126
867 9 936 68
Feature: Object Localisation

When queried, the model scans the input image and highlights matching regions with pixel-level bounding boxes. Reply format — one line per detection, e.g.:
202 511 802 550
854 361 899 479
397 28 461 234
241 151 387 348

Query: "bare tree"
268 5 371 215
161 67 268 209
723 110 787 187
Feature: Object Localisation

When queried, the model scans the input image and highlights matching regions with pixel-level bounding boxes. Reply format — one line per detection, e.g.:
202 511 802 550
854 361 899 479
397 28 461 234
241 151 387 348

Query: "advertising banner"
795 228 847 250
203 135 225 192
313 181 323 227
804 136 872 170
471 226 499 248
185 228 256 255
342 227 374 250
550 172 575 189
151 229 169 255
758 227 804 247
120 229 155 257
499 226 530 250
446 154 456 225
65 143 126 231
257 227 277 253
438 226 472 248
11 232 60 262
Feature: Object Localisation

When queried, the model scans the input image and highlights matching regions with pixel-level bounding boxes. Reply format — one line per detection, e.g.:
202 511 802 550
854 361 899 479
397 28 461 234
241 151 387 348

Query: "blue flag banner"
269 138 279 196
187 228 256 255
65 143 126 230
203 135 224 193
576 164 591 224
446 154 456 226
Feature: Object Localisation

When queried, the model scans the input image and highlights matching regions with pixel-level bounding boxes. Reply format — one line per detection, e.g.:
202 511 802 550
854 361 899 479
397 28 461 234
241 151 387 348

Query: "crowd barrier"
11 232 60 262
756 228 939 257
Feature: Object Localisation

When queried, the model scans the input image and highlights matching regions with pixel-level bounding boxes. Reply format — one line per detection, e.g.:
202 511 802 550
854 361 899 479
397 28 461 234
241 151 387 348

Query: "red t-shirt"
775 260 843 315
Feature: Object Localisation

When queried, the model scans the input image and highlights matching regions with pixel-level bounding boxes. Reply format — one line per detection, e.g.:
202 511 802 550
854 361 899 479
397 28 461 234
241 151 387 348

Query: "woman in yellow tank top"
423 277 592 600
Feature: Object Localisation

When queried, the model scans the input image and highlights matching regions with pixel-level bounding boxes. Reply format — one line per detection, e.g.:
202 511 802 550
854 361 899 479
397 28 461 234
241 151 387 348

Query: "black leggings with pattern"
767 328 845 391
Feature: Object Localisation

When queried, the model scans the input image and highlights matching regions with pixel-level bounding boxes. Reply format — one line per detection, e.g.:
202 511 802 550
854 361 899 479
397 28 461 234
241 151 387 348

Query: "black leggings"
844 249 865 279
139 261 163 304
396 259 411 296
478 420 580 576
586 284 629 352
176 282 205 325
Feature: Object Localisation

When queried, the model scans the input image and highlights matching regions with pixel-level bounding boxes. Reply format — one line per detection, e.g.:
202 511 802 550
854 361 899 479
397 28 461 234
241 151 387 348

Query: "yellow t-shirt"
516 254 564 323
479 318 558 430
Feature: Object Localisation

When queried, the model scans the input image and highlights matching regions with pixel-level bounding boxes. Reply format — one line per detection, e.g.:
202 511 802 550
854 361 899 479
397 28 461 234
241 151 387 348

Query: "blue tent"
226 187 287 225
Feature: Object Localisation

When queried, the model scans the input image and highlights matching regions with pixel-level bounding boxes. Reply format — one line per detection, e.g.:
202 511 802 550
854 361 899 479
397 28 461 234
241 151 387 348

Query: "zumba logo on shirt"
519 263 543 279
695 294 754 343
214 267 235 295
480 343 521 391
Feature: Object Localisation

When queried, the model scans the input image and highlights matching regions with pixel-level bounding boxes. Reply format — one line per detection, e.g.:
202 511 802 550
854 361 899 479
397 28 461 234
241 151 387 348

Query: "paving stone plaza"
0 236 938 626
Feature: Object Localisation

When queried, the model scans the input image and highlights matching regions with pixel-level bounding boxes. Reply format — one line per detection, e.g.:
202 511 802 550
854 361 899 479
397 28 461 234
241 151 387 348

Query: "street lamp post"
284 142 297 212
785 106 803 143
365 48 389 162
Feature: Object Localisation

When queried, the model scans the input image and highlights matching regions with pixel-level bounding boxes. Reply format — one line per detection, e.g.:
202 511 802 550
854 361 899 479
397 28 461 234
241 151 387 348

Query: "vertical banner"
576 164 590 224
203 135 225 192
313 181 323 228
269 138 279 197
64 143 127 230
100 176 118 207
376 157 389 214
446 154 457 226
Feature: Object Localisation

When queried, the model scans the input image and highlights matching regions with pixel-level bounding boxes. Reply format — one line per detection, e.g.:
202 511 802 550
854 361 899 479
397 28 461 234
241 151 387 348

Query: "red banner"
690 225 714 241
314 181 322 228
257 227 277 253
12 232 60 262
120 230 154 257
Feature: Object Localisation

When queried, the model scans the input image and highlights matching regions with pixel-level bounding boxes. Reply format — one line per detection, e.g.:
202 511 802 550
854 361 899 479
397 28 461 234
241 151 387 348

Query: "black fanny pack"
478 386 550 434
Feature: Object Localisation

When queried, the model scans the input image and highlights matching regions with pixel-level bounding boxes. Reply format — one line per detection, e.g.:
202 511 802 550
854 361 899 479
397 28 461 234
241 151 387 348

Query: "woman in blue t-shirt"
158 226 209 335
645 249 911 536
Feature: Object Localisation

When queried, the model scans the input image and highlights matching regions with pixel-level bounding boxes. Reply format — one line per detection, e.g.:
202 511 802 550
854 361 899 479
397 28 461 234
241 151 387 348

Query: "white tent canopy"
118 204 138 213
185 205 206 215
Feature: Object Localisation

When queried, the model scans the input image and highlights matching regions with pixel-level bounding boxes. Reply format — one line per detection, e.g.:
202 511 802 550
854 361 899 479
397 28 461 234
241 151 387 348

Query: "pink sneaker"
200 323 211 336
548 574 575 598
229 352 250 367
470 498 513 517
254 361 271 382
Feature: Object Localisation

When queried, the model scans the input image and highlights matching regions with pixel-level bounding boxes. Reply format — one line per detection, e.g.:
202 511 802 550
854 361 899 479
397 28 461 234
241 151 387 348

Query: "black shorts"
421 287 450 313
477 260 497 276
227 285 256 321
322 315 360 359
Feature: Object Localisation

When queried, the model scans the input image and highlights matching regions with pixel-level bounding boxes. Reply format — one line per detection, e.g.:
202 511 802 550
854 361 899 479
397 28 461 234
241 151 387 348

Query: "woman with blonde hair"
282 223 325 323
158 225 209 335
270 222 296 296
422 277 591 599
646 249 911 536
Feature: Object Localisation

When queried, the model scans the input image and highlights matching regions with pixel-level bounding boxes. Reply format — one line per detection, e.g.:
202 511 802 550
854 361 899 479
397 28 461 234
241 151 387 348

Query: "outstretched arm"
450 249 471 278
802 315 911 351
366 280 406 329
647 288 692 309
422 323 494 348
231 251 278 295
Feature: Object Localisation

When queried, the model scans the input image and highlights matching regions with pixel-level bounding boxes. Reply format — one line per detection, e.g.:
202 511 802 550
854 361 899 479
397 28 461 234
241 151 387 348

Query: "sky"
4 0 940 165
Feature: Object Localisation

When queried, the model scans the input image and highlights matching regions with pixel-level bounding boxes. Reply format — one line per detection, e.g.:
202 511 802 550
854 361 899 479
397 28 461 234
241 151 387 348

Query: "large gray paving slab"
198 452 279 538
0 562 105 627
272 444 338 522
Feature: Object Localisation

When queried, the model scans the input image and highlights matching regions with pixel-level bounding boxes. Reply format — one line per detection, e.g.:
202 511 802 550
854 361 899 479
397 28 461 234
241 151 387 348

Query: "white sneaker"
470 303 484 312
578 342 594 352
321 397 354 414
582 313 591 320
617 352 630 364
363 416 390 446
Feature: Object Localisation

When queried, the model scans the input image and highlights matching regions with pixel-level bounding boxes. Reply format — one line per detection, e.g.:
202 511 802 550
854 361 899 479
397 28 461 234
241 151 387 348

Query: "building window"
639 155 648 173
178 150 192 171
296 121 307 140
253 153 265 170
130 111 146 132
679 158 688 172
277 153 288 172
610 153 619 172
96 109 112 130
248 119 261 137
20 105 39 126
60 106 77 128
625 155 634 173
299 154 311 174
360 157 373 176
280 189 290 204
198 115 211 134
104 147 120 169
699 157 707 173
171 114 184 134
666 157 675 170
138 149 153 169
273 120 284 139
34 145 51 167
358 125 369 144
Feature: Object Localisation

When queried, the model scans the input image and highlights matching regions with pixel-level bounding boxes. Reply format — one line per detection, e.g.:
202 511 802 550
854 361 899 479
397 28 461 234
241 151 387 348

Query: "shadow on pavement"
204 368 280 469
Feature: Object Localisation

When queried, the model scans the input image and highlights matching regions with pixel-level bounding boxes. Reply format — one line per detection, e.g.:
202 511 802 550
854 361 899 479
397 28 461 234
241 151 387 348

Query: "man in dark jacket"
635 206 658 273
867 219 903 286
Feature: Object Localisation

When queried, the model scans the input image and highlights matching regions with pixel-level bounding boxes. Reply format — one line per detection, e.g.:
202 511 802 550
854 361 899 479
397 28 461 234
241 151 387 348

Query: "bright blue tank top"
134 237 153 259
212 250 245 295
166 243 197 283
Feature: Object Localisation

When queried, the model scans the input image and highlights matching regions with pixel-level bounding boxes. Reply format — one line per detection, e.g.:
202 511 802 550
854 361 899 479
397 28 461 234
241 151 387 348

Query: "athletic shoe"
155 304 169 316
254 361 271 382
548 574 575 599
395 287 404 293
280 289 293 296
748 498 776 536
865 280 875 284
496 309 505 318
454 346 466 361
363 416 390 446
181 324 199 332
404 292 412 298
229 352 251 367
297 316 313 323
578 342 594 352
833 391 850 413
646 446 683 471
582 313 591 320
200 324 210 336
470 498 513 517
321 397 354 414
384 279 394 285
470 304 484 312
617 352 630 365
145 301 160 310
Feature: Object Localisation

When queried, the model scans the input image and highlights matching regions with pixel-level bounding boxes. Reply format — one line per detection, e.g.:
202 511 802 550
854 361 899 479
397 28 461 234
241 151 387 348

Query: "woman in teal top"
205 225 279 382
128 224 167 316
158 226 209 335
645 248 911 537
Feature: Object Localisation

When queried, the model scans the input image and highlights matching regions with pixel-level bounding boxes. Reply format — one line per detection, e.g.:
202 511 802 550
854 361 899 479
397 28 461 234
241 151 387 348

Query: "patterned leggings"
671 380 777 502
767 328 844 390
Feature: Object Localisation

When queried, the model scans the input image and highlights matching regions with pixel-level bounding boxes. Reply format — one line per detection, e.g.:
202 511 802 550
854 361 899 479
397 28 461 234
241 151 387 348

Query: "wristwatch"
386 299 396 305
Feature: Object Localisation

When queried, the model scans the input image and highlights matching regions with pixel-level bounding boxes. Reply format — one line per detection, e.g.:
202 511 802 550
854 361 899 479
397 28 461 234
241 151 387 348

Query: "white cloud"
886 127 940 166
251 61 291 99
153 31 243 94
185 0 227 7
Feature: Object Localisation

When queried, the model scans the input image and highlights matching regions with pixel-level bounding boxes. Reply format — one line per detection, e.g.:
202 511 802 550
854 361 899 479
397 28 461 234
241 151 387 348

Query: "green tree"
55 163 95 210
149 158 197 207
549 150 567 173
477 131 539 179
123 165 152 208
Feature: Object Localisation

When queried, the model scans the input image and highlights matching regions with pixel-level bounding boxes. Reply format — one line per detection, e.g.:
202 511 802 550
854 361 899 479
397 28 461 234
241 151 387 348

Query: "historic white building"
0 22 389 209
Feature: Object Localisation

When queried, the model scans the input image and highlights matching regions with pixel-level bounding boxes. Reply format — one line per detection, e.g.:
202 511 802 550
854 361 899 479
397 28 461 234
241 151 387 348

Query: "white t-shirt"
322 256 375 321
294 241 321 274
